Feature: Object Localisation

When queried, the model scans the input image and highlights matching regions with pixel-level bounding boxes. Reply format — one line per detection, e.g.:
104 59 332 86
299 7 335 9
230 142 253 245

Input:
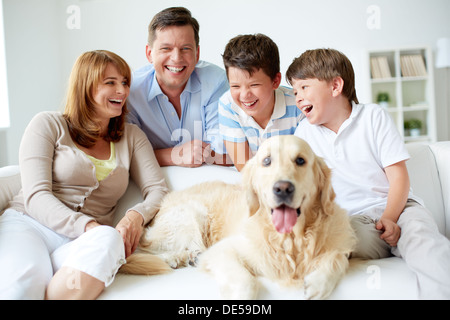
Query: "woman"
0 50 168 299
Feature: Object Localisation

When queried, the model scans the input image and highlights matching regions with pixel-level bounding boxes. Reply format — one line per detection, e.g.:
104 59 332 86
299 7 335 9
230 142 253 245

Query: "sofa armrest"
406 143 446 235
430 142 450 239
0 165 21 212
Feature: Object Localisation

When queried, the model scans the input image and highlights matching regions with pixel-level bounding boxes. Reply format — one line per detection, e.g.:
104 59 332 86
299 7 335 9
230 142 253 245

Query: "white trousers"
0 209 125 300
350 200 450 299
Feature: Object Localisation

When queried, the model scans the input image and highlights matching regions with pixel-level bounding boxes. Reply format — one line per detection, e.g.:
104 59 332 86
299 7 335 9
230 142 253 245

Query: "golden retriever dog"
120 135 356 299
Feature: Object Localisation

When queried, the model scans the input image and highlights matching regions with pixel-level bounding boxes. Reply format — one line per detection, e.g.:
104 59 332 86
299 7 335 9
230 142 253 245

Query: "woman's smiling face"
92 63 129 124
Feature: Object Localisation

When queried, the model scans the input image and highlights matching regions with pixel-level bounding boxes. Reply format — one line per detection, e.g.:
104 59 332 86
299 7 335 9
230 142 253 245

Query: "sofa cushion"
98 257 417 299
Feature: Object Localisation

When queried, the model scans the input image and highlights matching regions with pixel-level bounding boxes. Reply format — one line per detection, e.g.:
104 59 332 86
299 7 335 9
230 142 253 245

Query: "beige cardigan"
8 112 169 239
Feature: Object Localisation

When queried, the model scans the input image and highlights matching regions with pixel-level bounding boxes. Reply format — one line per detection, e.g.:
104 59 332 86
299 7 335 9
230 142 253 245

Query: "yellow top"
84 142 117 181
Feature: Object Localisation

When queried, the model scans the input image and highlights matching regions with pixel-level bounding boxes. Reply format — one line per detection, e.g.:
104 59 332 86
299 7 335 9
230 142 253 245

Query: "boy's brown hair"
148 7 200 48
286 48 359 104
222 33 280 80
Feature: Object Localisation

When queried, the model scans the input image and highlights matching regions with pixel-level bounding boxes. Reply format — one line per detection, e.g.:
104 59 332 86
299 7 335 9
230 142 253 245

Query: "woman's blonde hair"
63 50 131 148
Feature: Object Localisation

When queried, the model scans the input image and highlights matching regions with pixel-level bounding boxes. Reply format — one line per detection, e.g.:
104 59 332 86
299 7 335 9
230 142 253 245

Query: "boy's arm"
224 140 251 172
377 160 410 246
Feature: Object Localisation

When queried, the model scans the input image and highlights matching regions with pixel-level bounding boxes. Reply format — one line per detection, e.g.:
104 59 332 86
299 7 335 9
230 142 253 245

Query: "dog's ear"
315 156 336 215
241 158 260 216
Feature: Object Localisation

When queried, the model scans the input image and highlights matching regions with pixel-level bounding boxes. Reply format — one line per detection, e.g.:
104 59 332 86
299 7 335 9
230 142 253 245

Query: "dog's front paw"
304 270 338 300
188 250 202 267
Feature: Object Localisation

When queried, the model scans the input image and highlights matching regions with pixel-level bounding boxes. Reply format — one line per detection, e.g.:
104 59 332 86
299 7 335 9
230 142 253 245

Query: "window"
0 0 10 128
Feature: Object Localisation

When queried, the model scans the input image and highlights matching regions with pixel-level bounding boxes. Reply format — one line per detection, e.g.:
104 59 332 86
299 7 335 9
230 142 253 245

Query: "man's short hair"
148 7 200 47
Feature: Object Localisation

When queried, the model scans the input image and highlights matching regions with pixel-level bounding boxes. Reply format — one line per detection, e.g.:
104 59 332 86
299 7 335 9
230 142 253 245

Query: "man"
127 7 230 167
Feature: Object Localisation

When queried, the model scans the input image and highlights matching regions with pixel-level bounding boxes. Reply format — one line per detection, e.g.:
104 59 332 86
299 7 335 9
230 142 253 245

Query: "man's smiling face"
146 24 200 96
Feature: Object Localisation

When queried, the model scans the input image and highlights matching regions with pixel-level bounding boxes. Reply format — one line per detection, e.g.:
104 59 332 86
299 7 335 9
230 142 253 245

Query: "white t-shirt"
294 102 422 216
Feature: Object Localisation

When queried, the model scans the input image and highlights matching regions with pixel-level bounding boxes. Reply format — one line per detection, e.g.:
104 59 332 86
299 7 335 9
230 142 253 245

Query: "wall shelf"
368 46 437 143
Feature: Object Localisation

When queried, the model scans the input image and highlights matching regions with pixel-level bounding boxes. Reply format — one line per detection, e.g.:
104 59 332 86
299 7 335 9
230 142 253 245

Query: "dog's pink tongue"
271 205 298 233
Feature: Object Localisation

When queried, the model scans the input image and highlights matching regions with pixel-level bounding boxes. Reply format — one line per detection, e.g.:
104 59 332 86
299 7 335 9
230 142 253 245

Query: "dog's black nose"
273 181 295 202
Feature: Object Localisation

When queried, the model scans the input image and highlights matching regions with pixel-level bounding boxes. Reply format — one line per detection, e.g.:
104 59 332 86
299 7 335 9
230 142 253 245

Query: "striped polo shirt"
218 86 304 153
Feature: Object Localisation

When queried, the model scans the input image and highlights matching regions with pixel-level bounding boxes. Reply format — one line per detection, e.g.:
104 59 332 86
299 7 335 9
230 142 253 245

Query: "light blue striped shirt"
219 86 304 153
127 61 229 154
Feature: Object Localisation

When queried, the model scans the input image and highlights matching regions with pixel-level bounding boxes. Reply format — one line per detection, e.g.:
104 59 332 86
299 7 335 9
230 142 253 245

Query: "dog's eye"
263 157 271 167
296 157 305 166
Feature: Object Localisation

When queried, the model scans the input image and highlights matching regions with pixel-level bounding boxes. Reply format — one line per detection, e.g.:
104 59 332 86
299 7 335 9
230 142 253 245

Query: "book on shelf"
370 56 392 79
400 54 427 77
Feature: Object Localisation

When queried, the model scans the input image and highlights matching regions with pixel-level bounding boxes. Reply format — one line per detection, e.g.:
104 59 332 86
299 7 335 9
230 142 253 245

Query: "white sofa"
1 142 449 300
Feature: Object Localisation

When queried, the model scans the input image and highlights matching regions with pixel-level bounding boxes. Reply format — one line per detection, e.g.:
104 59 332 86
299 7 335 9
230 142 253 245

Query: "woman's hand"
115 210 144 258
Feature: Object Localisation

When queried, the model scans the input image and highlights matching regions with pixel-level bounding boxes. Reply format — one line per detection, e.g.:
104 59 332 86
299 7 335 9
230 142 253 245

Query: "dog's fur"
120 136 356 299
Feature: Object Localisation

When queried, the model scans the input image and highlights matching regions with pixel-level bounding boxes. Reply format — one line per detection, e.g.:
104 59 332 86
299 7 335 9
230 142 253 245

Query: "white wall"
2 0 62 166
0 0 9 130
1 0 450 165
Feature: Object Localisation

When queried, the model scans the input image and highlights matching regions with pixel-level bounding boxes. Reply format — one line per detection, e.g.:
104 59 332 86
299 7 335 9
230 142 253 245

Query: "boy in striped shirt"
218 34 304 171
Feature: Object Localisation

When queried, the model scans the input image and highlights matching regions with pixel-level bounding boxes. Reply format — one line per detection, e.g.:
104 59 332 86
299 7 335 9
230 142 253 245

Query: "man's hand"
172 139 210 168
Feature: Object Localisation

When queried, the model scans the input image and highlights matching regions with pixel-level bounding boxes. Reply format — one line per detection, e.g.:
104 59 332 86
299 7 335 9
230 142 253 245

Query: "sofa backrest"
2 143 448 239
113 165 241 225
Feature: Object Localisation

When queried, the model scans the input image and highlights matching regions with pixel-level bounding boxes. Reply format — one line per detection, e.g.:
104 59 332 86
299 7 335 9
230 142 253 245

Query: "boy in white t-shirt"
287 48 450 299
219 34 303 171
